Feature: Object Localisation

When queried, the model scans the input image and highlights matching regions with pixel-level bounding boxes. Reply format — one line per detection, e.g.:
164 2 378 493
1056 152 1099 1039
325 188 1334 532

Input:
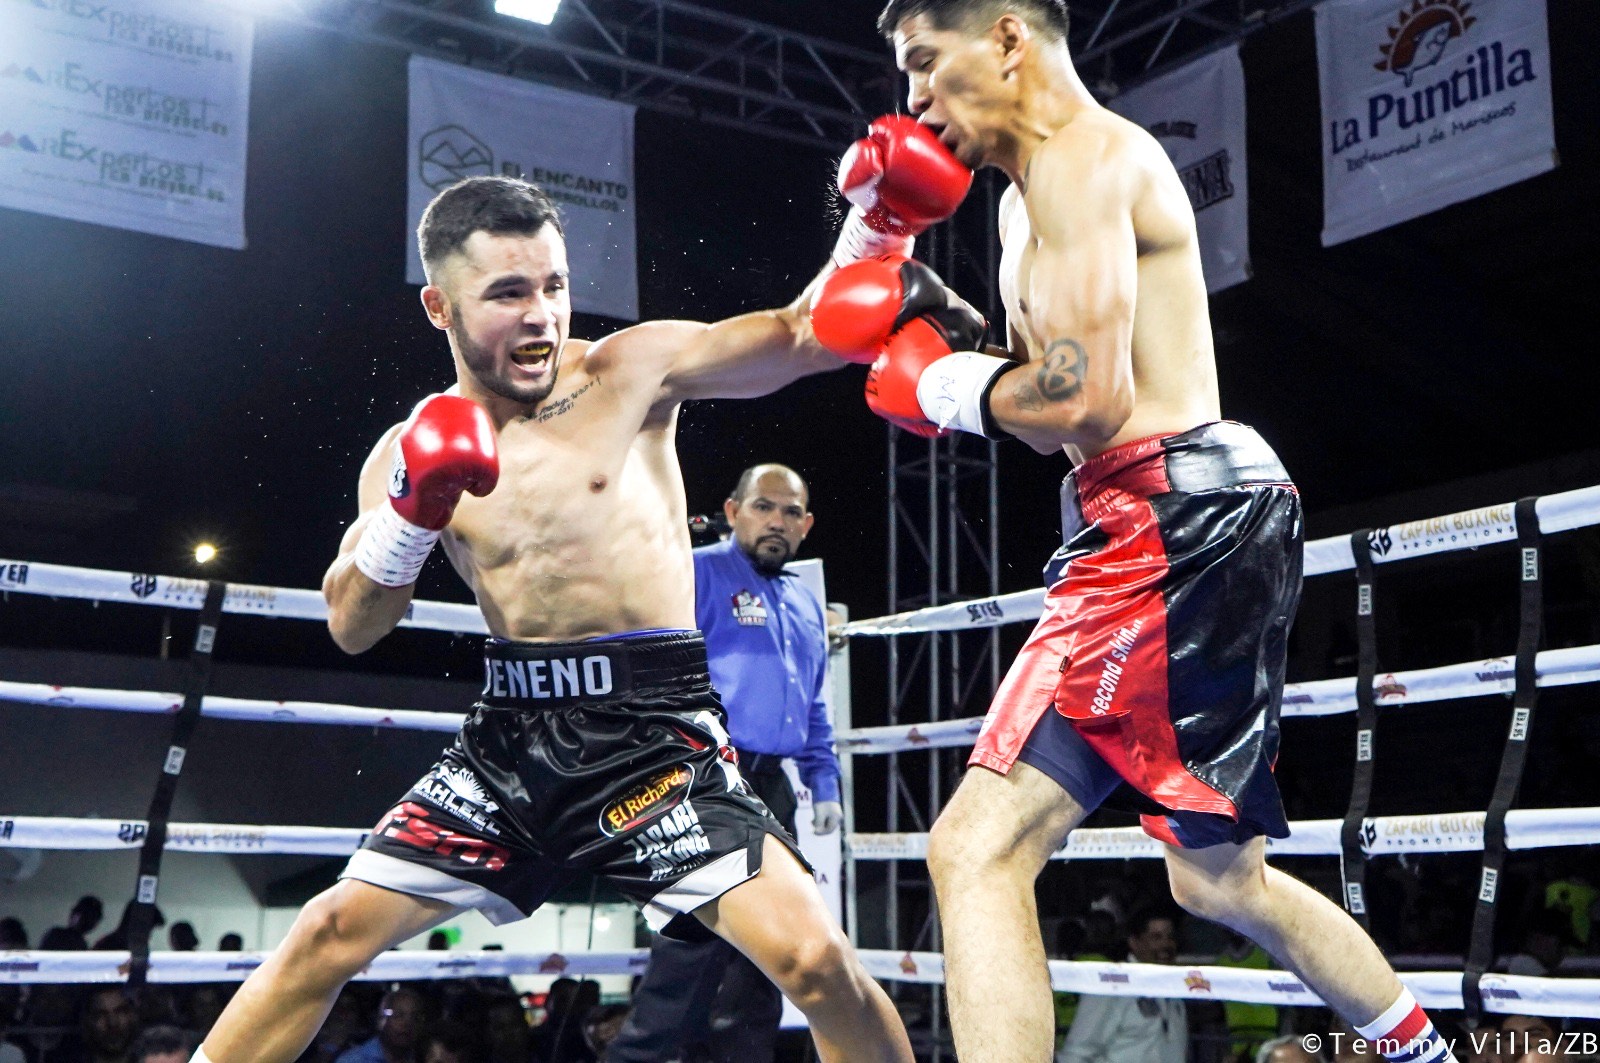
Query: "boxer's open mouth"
511 340 554 368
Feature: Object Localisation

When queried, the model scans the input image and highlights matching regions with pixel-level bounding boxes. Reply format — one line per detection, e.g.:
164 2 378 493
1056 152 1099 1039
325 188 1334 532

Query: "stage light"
495 0 561 26
194 543 218 565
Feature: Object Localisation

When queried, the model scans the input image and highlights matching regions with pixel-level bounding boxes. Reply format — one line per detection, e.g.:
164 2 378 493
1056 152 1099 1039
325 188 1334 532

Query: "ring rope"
4 806 1595 859
0 949 1593 1020
837 484 1600 637
7 642 1598 747
3 486 1596 638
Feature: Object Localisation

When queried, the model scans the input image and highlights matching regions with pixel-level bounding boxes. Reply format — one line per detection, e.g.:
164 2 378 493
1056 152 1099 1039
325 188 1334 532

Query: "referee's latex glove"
812 800 844 836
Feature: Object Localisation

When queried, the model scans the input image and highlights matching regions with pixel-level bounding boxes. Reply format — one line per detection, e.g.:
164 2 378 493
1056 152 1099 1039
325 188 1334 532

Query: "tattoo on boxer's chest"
522 377 600 424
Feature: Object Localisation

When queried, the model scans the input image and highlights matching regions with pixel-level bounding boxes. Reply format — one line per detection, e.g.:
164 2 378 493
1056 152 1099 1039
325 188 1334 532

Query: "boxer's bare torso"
995 109 1222 463
360 330 699 640
325 225 834 650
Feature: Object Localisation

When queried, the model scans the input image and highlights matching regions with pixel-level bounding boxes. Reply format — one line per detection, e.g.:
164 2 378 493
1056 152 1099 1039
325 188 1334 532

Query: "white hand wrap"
831 207 914 267
915 351 1015 437
353 503 441 588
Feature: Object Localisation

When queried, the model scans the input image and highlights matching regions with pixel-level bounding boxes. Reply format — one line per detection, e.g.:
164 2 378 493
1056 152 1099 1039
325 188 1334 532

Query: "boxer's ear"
421 285 452 331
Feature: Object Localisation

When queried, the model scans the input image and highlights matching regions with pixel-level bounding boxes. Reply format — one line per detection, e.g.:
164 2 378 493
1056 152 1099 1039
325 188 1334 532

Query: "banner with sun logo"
1315 0 1555 246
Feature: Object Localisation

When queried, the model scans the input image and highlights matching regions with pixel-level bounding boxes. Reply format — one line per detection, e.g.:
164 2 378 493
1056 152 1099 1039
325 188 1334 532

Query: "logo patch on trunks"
599 764 694 838
416 764 502 837
730 590 768 626
1090 618 1145 716
374 801 511 870
627 800 712 881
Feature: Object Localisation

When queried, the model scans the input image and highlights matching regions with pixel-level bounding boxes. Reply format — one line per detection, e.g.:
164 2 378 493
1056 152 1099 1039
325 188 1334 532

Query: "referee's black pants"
604 757 798 1063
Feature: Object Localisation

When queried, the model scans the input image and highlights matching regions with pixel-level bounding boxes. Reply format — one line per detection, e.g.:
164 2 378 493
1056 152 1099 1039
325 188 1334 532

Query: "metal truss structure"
287 0 899 150
867 176 1010 1060
1068 0 1320 93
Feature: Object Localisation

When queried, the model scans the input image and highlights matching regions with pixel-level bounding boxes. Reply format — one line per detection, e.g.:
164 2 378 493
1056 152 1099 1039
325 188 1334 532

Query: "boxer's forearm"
986 335 1132 449
323 514 417 654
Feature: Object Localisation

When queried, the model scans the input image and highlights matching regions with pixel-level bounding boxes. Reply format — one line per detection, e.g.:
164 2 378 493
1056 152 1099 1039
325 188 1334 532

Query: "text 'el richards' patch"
599 763 694 837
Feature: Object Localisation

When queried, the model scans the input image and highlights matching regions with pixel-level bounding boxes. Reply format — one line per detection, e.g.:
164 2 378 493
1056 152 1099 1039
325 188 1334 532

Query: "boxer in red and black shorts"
803 4 1462 1060
972 421 1302 849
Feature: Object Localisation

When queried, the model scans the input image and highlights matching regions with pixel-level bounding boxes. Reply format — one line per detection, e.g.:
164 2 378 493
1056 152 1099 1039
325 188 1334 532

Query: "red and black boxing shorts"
342 631 806 939
971 421 1303 849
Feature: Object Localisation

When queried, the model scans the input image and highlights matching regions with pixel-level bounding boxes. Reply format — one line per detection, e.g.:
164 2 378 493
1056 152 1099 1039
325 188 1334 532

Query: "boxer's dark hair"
418 176 564 280
877 0 1069 42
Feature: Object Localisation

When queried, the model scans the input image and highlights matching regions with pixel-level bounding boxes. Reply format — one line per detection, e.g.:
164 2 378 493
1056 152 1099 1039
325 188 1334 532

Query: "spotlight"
495 0 560 25
194 543 218 565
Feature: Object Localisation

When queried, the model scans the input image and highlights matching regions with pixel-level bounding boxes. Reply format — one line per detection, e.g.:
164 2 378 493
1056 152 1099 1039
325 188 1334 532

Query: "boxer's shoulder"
581 321 704 378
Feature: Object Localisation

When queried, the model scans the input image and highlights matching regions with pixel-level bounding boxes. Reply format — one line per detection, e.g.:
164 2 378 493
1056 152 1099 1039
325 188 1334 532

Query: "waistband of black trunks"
1066 420 1293 507
478 630 710 710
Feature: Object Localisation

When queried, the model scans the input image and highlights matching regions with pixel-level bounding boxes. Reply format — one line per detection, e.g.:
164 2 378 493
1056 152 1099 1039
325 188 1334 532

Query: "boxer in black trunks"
191 176 916 1063
803 2 1461 1061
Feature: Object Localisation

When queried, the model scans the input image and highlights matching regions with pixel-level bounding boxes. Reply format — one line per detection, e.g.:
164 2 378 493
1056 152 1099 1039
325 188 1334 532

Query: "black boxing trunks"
342 630 805 939
970 421 1303 848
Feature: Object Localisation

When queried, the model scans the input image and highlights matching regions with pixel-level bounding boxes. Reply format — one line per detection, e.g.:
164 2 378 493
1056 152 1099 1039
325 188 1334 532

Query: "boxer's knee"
766 926 855 1013
278 885 386 988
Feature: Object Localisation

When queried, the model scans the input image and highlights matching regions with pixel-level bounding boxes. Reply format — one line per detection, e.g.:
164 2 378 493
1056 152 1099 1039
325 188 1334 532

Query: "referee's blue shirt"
694 537 841 804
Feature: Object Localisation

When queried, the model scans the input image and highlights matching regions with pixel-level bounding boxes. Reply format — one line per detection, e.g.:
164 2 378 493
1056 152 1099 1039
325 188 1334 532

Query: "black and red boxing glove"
354 394 499 587
864 297 1022 439
832 116 972 266
809 254 957 364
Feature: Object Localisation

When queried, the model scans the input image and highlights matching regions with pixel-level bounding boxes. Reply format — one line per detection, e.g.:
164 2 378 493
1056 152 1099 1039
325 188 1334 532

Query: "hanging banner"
407 57 638 320
1316 0 1555 246
1111 45 1249 293
0 0 252 249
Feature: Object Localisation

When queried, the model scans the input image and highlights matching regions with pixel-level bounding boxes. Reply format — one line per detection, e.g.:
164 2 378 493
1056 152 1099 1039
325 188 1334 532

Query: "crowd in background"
3 869 1597 1063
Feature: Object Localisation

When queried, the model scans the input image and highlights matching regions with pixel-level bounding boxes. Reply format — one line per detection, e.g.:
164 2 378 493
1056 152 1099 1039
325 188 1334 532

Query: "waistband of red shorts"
1068 421 1293 506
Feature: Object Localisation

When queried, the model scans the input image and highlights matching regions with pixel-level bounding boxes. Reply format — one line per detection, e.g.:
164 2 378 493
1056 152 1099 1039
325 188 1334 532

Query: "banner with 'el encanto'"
1316 0 1556 247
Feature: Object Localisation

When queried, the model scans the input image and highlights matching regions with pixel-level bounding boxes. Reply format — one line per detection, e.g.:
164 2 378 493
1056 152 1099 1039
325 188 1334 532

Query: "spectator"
129 1026 196 1063
1057 908 1186 1063
580 1007 627 1060
1463 1021 1505 1063
0 919 25 950
2 988 27 1063
217 934 243 952
481 995 531 1063
41 897 104 952
167 924 199 953
1217 929 1281 1059
420 1023 481 1063
179 985 231 1038
58 987 140 1063
1255 1036 1322 1063
302 988 366 1063
93 903 163 952
1507 909 1572 978
1498 1014 1563 1061
335 987 426 1063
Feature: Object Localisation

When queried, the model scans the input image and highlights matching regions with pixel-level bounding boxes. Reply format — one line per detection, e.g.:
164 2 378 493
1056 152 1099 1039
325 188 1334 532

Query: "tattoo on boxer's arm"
1012 378 1046 412
1036 339 1087 402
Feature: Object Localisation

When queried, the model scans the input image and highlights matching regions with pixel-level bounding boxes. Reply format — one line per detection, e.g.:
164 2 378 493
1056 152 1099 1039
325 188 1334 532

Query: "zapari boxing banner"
407 57 638 320
1111 45 1249 293
1316 0 1556 246
0 0 252 249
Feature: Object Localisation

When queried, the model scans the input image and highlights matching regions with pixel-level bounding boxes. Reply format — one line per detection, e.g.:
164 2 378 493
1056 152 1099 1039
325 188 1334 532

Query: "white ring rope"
847 806 1600 862
2 486 1595 638
7 643 1598 745
0 679 467 733
4 807 1595 859
0 949 1593 1019
834 643 1600 754
838 484 1600 637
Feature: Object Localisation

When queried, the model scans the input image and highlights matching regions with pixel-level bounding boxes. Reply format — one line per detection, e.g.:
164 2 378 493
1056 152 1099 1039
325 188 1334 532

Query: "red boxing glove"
865 298 1018 440
833 116 972 266
354 395 498 587
810 254 954 364
389 395 500 530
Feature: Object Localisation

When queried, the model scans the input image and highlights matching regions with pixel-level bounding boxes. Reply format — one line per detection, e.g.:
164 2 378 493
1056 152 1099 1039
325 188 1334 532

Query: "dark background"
1 1 1596 942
